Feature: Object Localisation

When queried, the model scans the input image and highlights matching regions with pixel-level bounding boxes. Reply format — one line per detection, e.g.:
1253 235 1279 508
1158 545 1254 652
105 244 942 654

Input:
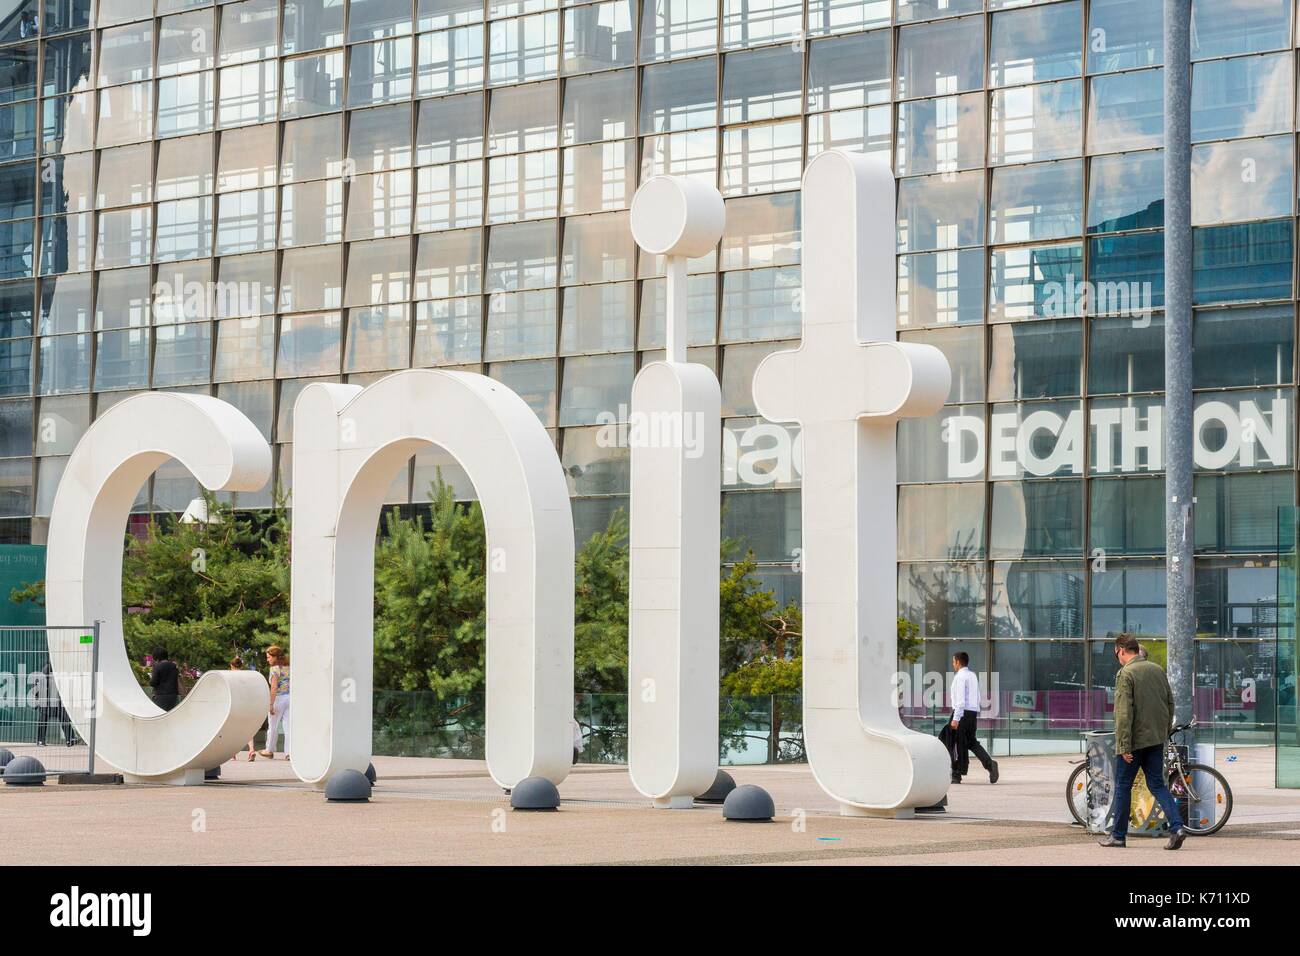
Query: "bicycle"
1066 721 1233 835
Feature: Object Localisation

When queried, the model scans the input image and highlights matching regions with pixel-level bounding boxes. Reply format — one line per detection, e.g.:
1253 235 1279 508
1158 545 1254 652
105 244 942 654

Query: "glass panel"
897 171 985 252
1087 0 1162 74
283 0 345 53
560 210 634 284
1194 305 1293 389
276 311 342 377
1088 313 1165 394
897 249 984 327
1191 0 1291 60
563 0 635 73
988 319 1083 401
639 0 717 61
485 287 556 358
640 56 717 134
281 50 345 116
1192 389 1293 473
281 114 344 182
414 228 482 298
416 24 485 95
1192 51 1292 142
989 243 1083 322
990 481 1085 558
895 92 984 175
488 81 558 154
559 352 633 425
895 15 984 100
413 296 482 365
562 69 635 144
720 266 800 342
1198 478 1292 558
807 30 891 112
560 282 634 354
898 483 986 561
989 0 1082 88
1192 137 1293 226
1087 150 1163 234
721 45 802 124
989 160 1083 244
416 91 483 163
989 78 1083 165
1087 68 1162 154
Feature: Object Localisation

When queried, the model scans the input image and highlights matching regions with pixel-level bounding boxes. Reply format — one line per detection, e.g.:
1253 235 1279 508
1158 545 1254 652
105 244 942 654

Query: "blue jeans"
1111 743 1184 839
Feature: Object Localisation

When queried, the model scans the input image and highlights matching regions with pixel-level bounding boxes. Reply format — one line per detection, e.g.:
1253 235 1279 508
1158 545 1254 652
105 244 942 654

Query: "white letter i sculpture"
627 177 725 808
752 150 954 816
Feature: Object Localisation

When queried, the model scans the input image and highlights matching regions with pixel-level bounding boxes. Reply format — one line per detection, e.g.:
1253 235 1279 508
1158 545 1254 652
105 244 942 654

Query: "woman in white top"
259 645 290 759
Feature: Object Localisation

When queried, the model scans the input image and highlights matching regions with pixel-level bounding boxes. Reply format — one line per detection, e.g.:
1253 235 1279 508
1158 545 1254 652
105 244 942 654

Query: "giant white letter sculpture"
752 150 952 816
626 177 724 808
290 369 574 789
45 393 272 784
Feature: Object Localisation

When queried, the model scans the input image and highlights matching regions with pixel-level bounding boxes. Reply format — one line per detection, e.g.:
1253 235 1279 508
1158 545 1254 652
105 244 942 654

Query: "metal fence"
0 624 99 778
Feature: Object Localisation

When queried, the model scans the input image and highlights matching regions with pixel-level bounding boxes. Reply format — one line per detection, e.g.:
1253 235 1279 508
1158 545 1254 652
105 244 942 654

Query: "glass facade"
0 0 1289 743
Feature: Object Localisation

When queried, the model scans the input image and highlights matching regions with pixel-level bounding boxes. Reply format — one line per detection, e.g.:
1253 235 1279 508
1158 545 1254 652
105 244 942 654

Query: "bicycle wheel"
1066 763 1088 827
1166 763 1233 836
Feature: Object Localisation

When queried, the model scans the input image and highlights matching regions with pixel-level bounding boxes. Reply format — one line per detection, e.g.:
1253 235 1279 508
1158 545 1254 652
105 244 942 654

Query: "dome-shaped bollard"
365 762 377 785
3 756 47 786
204 766 221 780
0 747 14 769
510 776 560 811
696 769 736 804
722 784 774 821
325 769 372 802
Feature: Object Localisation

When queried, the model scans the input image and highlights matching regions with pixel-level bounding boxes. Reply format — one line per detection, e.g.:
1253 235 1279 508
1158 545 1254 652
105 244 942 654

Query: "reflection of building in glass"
0 0 1293 746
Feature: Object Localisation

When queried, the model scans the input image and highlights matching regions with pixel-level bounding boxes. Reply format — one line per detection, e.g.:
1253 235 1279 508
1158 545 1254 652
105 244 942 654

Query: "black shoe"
988 760 999 784
950 774 962 784
1164 829 1187 851
1097 834 1127 848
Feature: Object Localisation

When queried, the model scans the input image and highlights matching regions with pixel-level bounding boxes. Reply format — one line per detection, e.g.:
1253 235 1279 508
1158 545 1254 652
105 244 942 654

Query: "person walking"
229 656 259 761
149 646 180 712
259 645 290 760
35 660 75 747
949 651 998 785
1099 634 1187 850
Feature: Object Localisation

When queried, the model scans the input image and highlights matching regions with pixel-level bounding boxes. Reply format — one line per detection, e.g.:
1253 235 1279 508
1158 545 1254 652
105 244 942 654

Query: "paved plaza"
2 748 1296 865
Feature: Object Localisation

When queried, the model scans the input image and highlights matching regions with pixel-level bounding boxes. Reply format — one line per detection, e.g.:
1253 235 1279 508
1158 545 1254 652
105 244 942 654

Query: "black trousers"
952 711 992 777
36 705 73 745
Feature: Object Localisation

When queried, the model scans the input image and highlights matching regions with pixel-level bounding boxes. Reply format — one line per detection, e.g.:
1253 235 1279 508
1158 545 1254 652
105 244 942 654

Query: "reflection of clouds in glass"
1192 52 1291 142
990 80 1082 165
1087 70 1163 155
1191 0 1292 57
1088 151 1162 230
991 0 1081 87
1192 135 1293 225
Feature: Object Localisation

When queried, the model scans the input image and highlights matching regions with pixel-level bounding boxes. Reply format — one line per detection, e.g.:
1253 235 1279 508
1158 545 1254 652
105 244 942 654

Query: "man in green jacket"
1099 634 1187 850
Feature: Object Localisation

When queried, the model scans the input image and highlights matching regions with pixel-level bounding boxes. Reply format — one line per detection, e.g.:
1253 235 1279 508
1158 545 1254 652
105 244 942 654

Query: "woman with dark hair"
149 647 180 712
259 645 290 759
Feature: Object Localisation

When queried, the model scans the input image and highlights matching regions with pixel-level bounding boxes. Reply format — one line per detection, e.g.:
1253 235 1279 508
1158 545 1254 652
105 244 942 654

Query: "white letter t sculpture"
753 150 953 816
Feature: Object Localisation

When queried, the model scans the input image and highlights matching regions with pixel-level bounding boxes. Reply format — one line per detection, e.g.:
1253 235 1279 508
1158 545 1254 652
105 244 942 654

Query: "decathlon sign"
943 396 1289 478
42 152 952 817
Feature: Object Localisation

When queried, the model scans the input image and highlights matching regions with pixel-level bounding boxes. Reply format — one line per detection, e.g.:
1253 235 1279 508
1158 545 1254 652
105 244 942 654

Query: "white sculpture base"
652 794 695 809
840 803 916 820
124 768 206 786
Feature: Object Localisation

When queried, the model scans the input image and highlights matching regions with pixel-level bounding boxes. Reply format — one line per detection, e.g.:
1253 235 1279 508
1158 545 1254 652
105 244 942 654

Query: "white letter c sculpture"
753 150 953 816
45 393 273 784
290 369 574 789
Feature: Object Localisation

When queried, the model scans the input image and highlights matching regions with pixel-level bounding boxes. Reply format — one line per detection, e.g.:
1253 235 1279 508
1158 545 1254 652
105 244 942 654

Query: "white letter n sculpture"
752 150 953 816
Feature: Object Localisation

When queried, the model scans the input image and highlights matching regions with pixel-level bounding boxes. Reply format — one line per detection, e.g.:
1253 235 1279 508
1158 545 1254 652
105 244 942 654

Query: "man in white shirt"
949 652 998 785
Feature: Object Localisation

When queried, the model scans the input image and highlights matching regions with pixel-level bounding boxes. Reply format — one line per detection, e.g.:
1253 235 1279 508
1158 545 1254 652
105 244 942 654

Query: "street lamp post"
1164 0 1195 733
